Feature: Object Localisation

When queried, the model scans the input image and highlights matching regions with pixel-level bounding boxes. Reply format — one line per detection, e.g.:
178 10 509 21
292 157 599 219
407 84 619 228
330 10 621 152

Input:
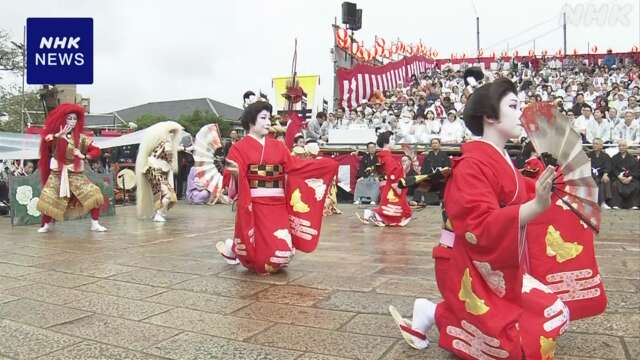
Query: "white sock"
411 299 436 348
224 238 234 256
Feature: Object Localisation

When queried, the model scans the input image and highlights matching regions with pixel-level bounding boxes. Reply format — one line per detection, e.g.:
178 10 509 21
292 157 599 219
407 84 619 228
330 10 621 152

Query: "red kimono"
227 136 338 274
371 149 412 226
525 163 607 321
434 140 569 360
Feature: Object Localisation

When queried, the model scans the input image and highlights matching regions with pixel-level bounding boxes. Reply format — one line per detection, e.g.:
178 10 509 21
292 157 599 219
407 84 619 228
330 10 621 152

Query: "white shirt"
586 118 612 143
613 122 640 144
573 115 592 135
440 118 467 143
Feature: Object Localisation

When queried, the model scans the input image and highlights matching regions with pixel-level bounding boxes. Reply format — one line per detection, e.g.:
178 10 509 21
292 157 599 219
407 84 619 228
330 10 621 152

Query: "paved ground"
0 203 638 360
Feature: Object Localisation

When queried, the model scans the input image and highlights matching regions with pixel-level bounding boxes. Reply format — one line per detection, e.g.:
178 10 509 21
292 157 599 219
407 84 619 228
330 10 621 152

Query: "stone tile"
342 313 402 338
144 307 271 341
250 285 330 306
37 259 137 278
292 273 388 292
296 354 353 360
373 265 434 279
218 267 306 285
0 319 81 359
0 298 90 328
146 289 252 315
123 256 231 275
293 260 382 275
556 332 626 359
66 292 173 321
0 263 44 277
1 283 88 305
0 294 18 304
252 324 396 360
381 340 456 360
233 302 354 330
109 268 199 287
7 246 67 257
50 314 181 351
602 277 639 292
0 253 52 266
375 277 442 298
605 291 640 313
625 337 640 360
148 331 301 360
0 275 31 290
173 276 270 298
43 341 165 360
316 291 415 316
76 279 167 300
569 313 640 337
20 270 99 288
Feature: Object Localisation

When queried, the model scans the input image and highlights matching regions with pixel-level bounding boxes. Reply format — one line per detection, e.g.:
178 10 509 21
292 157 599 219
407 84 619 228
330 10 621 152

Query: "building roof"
112 98 243 124
85 114 124 128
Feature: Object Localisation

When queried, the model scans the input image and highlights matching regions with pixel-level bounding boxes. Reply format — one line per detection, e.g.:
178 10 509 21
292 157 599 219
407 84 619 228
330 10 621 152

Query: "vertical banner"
272 75 320 112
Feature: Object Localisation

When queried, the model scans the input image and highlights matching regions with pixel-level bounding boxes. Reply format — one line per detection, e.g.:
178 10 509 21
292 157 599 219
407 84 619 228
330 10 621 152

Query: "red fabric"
337 56 436 109
371 149 412 225
434 141 567 359
284 112 305 150
90 207 100 220
86 143 101 160
38 104 86 185
227 136 337 273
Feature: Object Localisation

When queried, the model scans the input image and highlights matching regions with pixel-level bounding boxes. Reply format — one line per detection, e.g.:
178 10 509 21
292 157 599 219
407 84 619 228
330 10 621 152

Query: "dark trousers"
611 179 640 209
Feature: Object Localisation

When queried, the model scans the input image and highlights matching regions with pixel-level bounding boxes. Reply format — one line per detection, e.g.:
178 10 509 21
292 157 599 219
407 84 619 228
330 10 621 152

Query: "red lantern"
501 50 509 59
491 51 496 59
477 48 484 57
542 49 549 56
351 42 361 56
591 45 598 53
572 48 578 55
513 50 519 58
633 45 640 53
335 28 350 49
432 50 438 58
555 49 563 57
528 49 535 57
375 37 386 49
461 53 467 59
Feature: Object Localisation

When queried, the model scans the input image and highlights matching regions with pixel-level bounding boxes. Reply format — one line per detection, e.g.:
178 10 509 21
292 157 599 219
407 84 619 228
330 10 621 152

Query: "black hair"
462 78 517 136
293 134 305 143
582 104 592 111
240 101 272 131
376 131 393 148
366 141 376 147
316 111 327 120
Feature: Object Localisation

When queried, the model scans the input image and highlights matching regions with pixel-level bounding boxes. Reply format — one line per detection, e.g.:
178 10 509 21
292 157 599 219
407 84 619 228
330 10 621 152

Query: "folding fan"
192 124 224 203
521 102 600 233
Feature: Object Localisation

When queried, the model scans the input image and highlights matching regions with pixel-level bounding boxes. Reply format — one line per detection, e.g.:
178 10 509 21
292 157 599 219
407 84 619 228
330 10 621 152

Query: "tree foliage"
0 86 44 132
134 110 232 137
0 29 24 76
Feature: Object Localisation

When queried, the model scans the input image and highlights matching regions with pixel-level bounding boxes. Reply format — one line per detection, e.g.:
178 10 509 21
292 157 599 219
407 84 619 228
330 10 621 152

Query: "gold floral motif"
290 188 310 213
459 268 490 315
540 336 556 360
546 225 583 263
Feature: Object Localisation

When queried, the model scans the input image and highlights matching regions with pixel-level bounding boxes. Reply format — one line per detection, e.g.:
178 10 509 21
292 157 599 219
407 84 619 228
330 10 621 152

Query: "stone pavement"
0 203 638 360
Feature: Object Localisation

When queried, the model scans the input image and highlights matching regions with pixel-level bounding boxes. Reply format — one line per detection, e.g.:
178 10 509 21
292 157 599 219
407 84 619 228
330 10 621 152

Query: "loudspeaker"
352 9 362 31
342 2 357 26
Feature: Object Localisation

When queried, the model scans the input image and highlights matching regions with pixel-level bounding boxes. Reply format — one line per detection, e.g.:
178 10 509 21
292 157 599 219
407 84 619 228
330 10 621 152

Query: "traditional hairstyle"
376 130 393 148
38 103 86 185
240 101 273 131
462 78 517 136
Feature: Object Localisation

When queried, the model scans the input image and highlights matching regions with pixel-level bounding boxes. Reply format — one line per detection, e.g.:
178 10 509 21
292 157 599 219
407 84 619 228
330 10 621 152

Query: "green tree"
0 29 23 77
0 87 44 132
133 113 169 130
177 110 232 137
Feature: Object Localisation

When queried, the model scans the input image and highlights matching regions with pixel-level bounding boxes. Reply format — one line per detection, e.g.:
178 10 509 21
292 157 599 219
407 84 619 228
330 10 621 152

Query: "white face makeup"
251 110 271 137
494 92 522 139
65 113 78 130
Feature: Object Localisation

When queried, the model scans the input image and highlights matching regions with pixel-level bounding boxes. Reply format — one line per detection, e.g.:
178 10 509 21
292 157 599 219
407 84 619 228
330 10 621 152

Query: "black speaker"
342 2 357 26
352 9 362 31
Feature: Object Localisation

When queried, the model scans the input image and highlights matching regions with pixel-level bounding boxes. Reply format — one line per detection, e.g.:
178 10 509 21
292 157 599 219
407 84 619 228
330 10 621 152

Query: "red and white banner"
337 56 435 109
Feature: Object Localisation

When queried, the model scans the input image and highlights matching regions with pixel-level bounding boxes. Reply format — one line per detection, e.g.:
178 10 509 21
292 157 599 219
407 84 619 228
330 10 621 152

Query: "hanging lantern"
477 48 484 57
335 28 350 49
351 41 361 56
461 53 467 59
375 37 386 49
572 48 578 55
513 50 519 58
491 51 496 59
432 50 438 58
555 49 563 57
501 50 509 59
542 49 549 56
591 45 598 53
528 49 535 57
632 45 640 53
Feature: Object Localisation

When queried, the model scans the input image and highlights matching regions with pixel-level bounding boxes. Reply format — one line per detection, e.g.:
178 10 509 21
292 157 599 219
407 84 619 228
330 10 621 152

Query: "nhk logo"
27 18 93 84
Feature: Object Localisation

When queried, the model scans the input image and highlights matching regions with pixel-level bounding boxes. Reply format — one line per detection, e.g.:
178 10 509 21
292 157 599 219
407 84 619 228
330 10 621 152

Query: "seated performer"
136 121 183 222
216 101 338 274
389 79 571 359
353 142 380 205
358 131 412 227
610 140 640 209
36 103 107 233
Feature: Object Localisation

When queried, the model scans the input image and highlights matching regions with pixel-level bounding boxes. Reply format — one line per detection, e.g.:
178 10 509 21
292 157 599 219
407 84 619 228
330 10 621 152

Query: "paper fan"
521 102 600 233
192 124 224 200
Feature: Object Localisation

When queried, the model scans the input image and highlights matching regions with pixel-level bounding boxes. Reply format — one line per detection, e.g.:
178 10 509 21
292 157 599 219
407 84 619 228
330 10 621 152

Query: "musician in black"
353 142 380 205
588 138 612 207
610 140 640 209
420 138 451 203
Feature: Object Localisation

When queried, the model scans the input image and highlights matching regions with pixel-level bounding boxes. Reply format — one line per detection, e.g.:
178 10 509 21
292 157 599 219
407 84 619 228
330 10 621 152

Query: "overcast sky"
1 0 638 113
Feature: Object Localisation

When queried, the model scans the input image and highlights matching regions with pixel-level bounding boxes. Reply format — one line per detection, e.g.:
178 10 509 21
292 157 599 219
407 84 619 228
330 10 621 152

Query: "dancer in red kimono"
216 102 338 274
390 79 571 359
358 131 412 227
